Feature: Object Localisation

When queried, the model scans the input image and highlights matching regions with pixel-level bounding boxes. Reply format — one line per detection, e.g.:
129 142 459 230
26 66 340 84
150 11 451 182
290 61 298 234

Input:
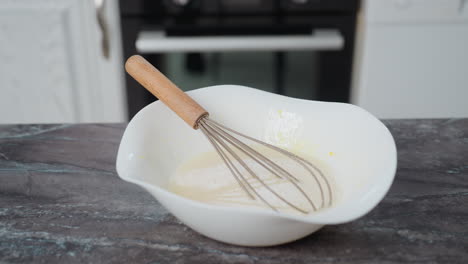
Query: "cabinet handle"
461 0 468 12
95 0 110 59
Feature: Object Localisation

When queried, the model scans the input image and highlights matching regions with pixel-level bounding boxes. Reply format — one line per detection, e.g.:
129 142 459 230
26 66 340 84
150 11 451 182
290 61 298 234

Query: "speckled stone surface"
0 120 467 263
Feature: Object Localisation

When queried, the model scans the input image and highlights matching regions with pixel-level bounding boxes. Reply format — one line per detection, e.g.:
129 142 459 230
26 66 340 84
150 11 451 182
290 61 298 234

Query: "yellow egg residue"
168 146 337 215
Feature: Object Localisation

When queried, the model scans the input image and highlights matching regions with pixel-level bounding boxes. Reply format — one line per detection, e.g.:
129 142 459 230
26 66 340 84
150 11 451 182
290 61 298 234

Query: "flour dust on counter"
168 146 337 215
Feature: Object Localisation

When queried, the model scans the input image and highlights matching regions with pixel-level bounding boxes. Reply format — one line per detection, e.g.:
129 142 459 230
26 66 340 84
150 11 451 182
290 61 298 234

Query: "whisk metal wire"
125 55 333 215
198 116 333 214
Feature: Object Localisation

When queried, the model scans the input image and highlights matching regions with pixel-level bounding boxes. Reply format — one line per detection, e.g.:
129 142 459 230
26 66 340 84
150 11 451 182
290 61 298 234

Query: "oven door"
120 1 358 119
134 29 344 102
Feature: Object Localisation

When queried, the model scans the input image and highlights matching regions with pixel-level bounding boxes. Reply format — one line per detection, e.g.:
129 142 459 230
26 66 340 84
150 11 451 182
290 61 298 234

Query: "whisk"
125 55 332 214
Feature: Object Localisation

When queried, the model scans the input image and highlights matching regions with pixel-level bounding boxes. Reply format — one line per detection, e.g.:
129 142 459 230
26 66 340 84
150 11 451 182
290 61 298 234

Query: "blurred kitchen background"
1 0 467 124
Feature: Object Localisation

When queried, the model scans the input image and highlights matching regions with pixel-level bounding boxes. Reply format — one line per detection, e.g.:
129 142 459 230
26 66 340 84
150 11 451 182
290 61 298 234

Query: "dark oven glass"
120 0 359 119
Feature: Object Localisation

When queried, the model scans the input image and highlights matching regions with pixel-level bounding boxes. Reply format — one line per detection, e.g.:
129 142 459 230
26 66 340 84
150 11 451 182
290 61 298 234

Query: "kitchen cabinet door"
0 0 126 123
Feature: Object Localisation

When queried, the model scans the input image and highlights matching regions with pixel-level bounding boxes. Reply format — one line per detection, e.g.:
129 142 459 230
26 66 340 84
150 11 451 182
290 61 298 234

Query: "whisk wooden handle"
125 55 208 129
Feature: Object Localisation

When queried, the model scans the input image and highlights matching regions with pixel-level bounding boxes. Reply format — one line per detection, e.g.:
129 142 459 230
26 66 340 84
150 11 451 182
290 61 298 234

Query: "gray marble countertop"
0 120 467 263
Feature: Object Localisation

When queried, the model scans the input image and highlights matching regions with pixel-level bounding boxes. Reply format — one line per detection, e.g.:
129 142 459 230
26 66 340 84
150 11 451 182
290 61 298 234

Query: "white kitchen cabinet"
351 0 468 118
0 0 126 123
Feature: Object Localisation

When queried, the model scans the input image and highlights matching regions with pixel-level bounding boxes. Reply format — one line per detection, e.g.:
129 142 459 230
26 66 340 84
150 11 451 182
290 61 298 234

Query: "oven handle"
135 30 344 53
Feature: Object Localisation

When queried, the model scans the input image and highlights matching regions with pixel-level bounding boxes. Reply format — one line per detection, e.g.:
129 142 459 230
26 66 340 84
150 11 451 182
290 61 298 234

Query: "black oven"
120 0 359 119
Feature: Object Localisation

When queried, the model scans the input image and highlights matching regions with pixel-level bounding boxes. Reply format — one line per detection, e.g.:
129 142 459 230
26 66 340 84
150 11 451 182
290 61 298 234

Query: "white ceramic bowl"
116 85 397 246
